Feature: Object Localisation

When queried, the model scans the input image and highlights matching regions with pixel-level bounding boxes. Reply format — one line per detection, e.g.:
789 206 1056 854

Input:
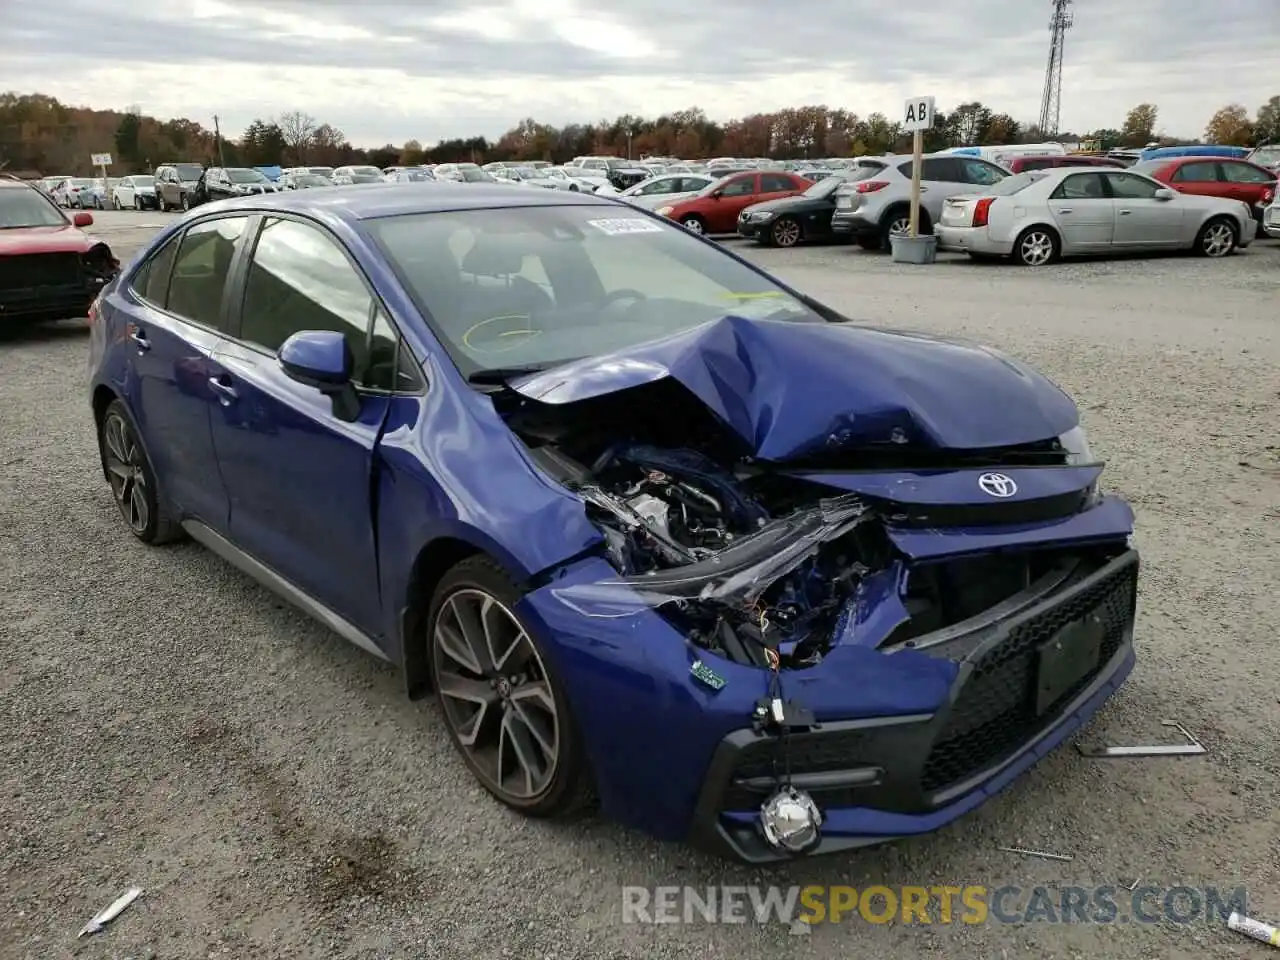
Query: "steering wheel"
462 314 543 354
601 288 648 308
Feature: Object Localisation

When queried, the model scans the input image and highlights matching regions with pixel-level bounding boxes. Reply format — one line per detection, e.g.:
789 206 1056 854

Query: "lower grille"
919 559 1137 792
0 253 82 289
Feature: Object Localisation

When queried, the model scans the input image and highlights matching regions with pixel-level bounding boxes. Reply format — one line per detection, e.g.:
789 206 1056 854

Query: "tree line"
1 91 1276 177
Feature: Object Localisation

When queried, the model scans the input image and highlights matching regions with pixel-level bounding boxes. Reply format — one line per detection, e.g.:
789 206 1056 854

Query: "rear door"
760 172 803 199
116 216 249 531
1104 171 1185 247
1047 172 1115 251
1218 161 1275 211
209 214 411 633
1168 160 1222 199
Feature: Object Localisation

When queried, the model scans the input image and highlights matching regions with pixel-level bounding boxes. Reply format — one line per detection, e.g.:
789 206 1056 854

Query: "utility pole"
1038 0 1073 136
213 114 227 166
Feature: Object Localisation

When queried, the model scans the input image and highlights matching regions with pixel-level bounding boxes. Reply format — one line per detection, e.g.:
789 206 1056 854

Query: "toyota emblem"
978 472 1018 498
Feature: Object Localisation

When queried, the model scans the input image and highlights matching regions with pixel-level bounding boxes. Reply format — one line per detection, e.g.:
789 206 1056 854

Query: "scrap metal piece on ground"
1076 719 1207 757
997 846 1074 862
77 886 143 937
1227 910 1280 949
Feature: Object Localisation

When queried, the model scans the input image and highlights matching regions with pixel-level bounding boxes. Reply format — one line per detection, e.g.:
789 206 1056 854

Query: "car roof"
191 181 626 221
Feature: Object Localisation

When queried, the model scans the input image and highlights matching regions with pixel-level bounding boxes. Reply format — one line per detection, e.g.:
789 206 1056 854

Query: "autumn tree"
1254 95 1280 145
1121 103 1158 147
277 110 316 164
309 124 349 164
1204 104 1254 146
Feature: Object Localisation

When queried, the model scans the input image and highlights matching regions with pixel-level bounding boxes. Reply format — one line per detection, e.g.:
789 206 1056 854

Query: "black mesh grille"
0 253 82 289
721 728 879 810
920 560 1136 792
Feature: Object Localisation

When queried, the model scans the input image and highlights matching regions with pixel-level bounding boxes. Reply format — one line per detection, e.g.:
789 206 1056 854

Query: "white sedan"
615 173 715 210
936 167 1256 265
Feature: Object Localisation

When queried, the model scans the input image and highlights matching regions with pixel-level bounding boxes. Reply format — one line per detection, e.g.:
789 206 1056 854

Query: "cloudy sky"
3 0 1276 146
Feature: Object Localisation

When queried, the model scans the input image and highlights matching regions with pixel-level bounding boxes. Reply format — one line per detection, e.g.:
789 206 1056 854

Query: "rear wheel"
770 216 802 247
1195 217 1237 257
180 192 191 211
98 400 183 545
1014 226 1060 266
428 556 594 818
879 208 930 250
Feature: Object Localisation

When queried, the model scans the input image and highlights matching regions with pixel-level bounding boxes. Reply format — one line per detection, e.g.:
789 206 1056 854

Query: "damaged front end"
485 317 1139 860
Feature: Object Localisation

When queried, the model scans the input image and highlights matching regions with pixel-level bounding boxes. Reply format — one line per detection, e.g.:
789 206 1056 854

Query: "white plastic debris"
1227 911 1280 949
77 886 143 937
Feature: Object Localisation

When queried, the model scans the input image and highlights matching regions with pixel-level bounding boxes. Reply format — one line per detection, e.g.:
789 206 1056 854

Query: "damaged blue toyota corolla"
88 183 1138 863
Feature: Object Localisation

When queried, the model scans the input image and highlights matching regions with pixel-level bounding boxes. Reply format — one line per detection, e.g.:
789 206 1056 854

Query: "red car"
654 171 813 235
1005 155 1126 173
1131 156 1276 228
0 176 119 325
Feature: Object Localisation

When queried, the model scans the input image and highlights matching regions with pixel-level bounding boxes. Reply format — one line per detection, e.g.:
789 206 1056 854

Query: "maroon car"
1005 155 1126 173
1130 156 1276 229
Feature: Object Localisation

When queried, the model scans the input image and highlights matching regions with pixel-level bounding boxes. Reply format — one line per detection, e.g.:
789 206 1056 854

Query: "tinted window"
1221 162 1272 183
366 307 423 393
166 217 246 328
1103 172 1160 199
900 158 956 181
130 234 180 306
958 159 1007 185
1019 158 1054 171
1172 162 1218 182
760 173 796 193
638 179 674 195
1051 173 1107 200
720 176 756 197
239 217 375 378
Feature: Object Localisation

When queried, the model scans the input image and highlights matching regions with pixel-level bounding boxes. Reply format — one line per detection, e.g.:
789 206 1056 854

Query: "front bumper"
1263 205 1280 238
1 256 113 322
688 549 1139 863
737 216 770 240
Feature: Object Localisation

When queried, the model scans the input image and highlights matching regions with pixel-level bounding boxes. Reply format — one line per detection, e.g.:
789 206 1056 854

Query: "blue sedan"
87 183 1139 862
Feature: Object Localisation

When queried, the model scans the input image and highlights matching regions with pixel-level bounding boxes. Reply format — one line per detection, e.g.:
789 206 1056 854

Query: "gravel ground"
1 211 1277 959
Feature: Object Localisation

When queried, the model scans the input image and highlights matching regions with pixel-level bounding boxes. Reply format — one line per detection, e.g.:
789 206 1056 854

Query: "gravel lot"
2 210 1277 959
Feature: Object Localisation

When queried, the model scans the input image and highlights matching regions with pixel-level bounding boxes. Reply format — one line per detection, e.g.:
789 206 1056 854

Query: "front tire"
1195 217 1237 258
98 400 183 545
1014 226 1060 266
181 192 191 211
428 556 594 818
770 216 802 247
681 214 706 234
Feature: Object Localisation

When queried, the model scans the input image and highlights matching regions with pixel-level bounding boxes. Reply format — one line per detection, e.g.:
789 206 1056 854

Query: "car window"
1172 162 1219 183
130 234 181 306
165 217 247 329
958 159 1007 185
760 173 796 193
904 158 955 182
238 217 376 381
1019 158 1054 171
1051 173 1108 200
1221 162 1272 183
720 176 756 197
638 179 672 195
1103 172 1161 199
366 307 424 393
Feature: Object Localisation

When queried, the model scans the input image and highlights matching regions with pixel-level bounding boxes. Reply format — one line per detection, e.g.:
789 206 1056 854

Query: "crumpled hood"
508 315 1079 460
0 225 96 256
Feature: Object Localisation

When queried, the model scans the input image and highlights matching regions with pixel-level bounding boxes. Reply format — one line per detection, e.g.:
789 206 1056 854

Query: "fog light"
760 786 823 854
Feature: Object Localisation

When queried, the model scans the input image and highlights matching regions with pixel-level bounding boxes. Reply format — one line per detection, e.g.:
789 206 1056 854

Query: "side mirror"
710 188 723 199
279 330 360 421
1153 188 1175 201
73 212 93 227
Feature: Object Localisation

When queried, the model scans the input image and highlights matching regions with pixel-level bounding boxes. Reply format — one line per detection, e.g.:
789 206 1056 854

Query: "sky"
3 0 1276 147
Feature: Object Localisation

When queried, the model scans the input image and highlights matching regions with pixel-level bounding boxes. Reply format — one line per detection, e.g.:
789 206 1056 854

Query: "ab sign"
902 96 935 133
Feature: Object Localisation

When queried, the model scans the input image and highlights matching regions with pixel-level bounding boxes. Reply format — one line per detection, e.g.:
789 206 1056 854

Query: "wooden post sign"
901 97 934 238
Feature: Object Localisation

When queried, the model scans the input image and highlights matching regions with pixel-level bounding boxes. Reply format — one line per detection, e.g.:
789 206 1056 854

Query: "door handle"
1058 207 1073 213
1118 209 1131 215
207 377 238 401
127 328 150 351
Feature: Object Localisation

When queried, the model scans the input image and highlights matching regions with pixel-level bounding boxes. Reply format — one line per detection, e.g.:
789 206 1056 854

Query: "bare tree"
277 110 316 164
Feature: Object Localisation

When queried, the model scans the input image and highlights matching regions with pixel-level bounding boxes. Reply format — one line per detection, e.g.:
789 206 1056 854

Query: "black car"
736 172 858 247
190 167 281 206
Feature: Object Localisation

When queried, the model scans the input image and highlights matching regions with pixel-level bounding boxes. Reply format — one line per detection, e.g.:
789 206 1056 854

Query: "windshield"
1249 146 1280 166
227 169 268 183
133 175 156 186
175 164 203 181
351 166 381 176
0 188 68 228
401 169 432 181
803 175 846 198
985 172 1041 195
460 169 495 182
367 206 822 377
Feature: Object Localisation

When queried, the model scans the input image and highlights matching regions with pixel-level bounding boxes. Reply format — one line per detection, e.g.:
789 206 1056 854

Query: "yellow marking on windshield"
722 291 785 300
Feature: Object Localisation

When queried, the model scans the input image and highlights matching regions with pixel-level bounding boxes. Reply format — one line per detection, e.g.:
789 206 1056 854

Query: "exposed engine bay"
502 378 1089 672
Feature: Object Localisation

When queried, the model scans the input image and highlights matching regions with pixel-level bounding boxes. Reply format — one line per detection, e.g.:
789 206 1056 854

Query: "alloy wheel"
1018 230 1055 266
1202 221 1234 257
772 218 801 247
888 216 911 238
432 588 559 801
682 216 704 234
181 194 190 211
102 412 150 534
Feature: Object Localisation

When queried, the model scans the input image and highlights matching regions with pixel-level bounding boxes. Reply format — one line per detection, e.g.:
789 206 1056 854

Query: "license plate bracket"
1034 614 1105 715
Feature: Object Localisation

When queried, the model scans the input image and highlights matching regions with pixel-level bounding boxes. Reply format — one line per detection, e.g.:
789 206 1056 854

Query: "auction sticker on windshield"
587 218 665 235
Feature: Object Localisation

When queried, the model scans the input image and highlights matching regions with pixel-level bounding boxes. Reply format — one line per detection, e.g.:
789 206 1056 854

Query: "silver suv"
832 153 1009 250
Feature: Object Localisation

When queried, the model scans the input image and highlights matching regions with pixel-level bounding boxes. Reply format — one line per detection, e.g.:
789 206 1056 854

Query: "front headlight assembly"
1057 425 1096 465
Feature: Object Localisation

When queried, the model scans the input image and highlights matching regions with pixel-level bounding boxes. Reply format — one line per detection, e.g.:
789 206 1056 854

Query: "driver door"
208 214 397 634
707 174 759 232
